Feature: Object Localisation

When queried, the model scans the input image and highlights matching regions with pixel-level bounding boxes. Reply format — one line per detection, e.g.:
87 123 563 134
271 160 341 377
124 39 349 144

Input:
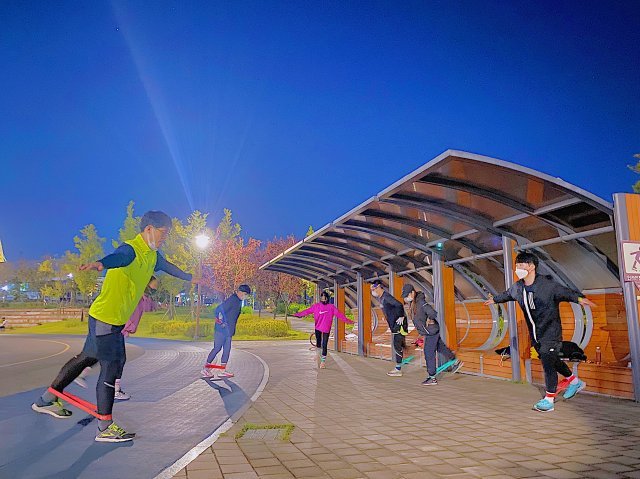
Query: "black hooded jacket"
493 274 583 344
378 291 406 333
407 291 439 336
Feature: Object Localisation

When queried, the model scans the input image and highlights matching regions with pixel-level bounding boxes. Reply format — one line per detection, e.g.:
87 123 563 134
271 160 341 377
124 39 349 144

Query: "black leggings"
50 352 124 416
535 341 572 393
50 316 127 417
315 329 330 357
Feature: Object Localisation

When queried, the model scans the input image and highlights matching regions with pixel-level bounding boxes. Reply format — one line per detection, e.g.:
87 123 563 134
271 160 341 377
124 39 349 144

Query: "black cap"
401 284 415 297
238 284 251 294
140 211 172 231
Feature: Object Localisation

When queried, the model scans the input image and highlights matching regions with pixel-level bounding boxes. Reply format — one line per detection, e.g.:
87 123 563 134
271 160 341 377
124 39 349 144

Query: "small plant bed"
235 423 295 441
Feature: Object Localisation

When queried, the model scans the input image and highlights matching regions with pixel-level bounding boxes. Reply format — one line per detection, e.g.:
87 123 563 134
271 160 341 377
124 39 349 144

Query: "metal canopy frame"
261 150 619 299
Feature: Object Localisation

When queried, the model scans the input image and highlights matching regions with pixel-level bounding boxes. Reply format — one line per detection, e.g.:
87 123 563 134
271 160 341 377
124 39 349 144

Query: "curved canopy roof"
261 150 618 300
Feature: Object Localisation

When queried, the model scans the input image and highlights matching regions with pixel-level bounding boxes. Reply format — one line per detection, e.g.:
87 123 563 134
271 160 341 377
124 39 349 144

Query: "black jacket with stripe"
492 274 583 344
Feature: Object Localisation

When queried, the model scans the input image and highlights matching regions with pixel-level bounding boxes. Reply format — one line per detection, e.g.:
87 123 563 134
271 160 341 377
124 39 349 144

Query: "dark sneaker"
446 359 464 374
114 390 130 401
421 376 438 386
31 399 72 419
95 423 136 443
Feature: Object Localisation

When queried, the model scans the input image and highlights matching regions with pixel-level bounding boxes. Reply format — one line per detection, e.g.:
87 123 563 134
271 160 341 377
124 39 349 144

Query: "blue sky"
1 1 638 259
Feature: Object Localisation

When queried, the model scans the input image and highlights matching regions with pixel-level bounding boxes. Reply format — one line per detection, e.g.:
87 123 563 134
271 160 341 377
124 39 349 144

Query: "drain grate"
235 423 295 441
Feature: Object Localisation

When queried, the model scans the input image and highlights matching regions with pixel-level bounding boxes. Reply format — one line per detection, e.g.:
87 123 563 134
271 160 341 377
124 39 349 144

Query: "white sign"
621 241 640 291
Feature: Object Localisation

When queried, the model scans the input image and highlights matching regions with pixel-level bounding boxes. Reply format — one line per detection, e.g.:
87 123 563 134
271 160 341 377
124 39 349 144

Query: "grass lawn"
5 309 309 341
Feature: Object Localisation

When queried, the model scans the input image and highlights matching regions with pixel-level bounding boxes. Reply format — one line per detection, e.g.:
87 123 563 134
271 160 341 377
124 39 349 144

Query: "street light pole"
195 253 202 340
194 233 210 341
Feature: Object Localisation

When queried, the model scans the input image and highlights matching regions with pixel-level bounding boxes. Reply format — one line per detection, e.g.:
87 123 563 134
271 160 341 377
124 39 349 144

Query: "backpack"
494 341 587 361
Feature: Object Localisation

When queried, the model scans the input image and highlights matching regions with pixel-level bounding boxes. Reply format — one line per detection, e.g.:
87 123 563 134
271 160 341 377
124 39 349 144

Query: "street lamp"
194 233 210 340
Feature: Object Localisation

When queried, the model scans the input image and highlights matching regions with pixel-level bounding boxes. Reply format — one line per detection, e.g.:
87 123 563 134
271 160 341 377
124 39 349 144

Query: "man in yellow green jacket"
32 211 196 443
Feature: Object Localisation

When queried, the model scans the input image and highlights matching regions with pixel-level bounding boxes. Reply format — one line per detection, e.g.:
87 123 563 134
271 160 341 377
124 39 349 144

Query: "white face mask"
515 268 529 280
146 229 158 251
371 289 380 298
404 296 413 303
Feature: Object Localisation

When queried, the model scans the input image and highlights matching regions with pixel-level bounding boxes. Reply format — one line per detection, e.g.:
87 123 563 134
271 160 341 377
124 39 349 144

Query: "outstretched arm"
332 305 354 324
293 304 316 318
80 244 136 271
155 252 193 281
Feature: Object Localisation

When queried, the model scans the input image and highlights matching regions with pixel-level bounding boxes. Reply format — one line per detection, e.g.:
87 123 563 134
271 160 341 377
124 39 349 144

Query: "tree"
112 200 141 248
252 236 305 321
629 154 640 193
11 260 40 301
38 258 64 305
300 226 316 303
158 212 212 318
64 224 105 305
206 236 260 298
205 209 260 298
216 208 241 241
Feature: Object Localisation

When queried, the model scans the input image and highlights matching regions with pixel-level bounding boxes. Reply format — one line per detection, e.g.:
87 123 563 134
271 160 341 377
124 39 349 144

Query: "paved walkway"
0 336 265 479
177 341 640 479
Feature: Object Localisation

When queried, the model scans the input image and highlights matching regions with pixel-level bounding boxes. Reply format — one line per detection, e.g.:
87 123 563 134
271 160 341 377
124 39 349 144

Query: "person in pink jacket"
293 291 354 369
74 277 158 400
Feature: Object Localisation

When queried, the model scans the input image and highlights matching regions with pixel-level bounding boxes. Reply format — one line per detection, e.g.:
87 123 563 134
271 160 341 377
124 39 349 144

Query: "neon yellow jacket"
89 234 157 326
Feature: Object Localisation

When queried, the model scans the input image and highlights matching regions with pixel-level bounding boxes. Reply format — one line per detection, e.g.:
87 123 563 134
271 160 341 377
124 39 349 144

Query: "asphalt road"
0 335 266 479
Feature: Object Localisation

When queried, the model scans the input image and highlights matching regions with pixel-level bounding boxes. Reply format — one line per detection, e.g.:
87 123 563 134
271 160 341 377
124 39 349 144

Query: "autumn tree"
205 209 260 298
300 226 316 303
252 236 305 321
629 154 640 193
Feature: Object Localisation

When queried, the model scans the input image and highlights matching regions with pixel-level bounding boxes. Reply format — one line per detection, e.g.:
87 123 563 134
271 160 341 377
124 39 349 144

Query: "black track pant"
534 341 572 393
315 329 330 357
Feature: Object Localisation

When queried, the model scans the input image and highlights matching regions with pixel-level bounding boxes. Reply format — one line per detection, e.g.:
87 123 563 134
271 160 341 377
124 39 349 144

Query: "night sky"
1 1 638 260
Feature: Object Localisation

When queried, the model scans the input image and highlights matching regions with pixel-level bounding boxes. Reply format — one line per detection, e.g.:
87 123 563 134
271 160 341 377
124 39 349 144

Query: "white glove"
395 317 405 325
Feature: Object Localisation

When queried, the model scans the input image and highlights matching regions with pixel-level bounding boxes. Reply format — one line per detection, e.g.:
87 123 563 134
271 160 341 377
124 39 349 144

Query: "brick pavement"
175 342 640 479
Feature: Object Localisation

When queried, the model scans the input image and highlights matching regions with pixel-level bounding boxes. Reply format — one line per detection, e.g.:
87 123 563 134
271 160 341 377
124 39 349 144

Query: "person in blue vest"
201 284 252 379
32 211 196 442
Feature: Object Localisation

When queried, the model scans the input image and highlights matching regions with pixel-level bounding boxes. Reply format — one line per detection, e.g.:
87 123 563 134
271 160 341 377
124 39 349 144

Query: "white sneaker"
387 369 403 377
73 376 88 389
201 367 217 378
219 371 234 378
114 390 130 401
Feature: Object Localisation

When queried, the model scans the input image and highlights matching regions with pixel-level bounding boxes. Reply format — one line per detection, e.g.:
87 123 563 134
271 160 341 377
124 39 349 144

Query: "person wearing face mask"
402 284 462 385
202 284 253 378
292 291 354 369
485 252 596 412
370 280 408 377
32 211 196 442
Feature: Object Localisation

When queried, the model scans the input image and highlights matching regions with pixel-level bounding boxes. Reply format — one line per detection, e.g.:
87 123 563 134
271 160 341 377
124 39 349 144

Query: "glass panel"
539 201 612 233
373 202 474 236
506 216 562 243
433 156 574 209
405 182 520 221
537 240 620 290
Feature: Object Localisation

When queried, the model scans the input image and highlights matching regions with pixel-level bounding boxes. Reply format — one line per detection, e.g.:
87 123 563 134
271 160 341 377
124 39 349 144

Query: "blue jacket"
215 293 242 336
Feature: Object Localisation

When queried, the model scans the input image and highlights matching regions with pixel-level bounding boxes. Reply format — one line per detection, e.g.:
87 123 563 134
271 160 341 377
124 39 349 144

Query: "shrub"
146 314 290 338
275 302 309 315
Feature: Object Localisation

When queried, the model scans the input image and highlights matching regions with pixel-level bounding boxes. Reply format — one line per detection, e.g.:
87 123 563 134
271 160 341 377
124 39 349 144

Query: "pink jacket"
293 302 354 333
122 295 156 337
